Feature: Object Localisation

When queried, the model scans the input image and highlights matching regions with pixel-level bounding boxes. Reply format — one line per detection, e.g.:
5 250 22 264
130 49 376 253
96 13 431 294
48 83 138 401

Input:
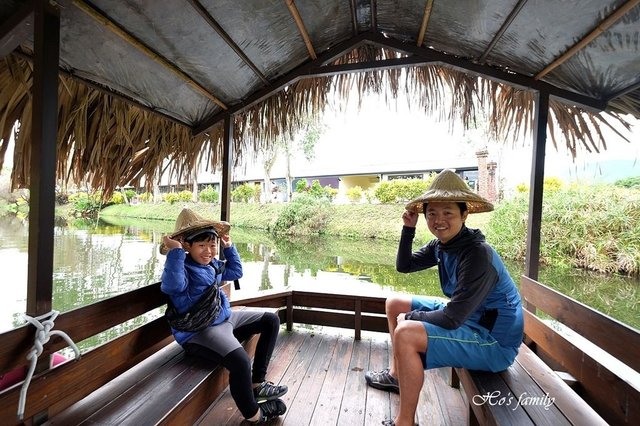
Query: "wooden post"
26 0 60 317
354 299 362 340
525 90 549 280
286 295 293 331
220 113 233 222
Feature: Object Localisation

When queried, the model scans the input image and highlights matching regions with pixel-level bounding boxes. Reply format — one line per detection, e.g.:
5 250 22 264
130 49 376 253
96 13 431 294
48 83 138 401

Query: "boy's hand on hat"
220 234 232 248
402 210 418 227
163 235 183 251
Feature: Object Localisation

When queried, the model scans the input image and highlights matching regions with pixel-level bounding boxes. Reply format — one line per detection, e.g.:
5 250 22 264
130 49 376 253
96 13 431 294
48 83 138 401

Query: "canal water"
1 213 638 338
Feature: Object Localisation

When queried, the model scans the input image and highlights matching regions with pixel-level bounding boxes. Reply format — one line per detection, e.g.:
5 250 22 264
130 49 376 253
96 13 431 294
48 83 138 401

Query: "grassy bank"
100 202 490 243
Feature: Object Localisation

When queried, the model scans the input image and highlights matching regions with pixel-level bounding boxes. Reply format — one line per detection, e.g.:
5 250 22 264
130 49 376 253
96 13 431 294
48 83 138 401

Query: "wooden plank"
338 339 370 425
278 331 323 420
499 358 569 425
161 336 259 426
1 283 166 374
420 370 449 425
0 317 171 422
292 309 387 333
456 368 497 426
466 370 535 425
433 368 467 425
43 342 184 424
285 335 337 424
515 344 607 426
197 329 305 424
524 309 638 425
364 338 391 426
310 336 355 426
521 276 640 372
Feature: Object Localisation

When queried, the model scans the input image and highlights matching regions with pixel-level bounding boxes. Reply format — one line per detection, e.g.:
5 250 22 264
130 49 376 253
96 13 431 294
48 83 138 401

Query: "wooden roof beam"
349 0 359 36
535 0 640 80
370 0 377 33
416 0 434 47
478 0 528 64
303 56 435 78
607 78 640 102
364 32 607 112
186 0 269 85
72 0 227 110
0 1 33 58
193 32 371 136
285 0 316 59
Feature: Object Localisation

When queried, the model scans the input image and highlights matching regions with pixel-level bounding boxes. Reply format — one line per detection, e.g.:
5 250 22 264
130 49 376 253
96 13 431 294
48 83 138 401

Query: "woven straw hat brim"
405 192 494 214
160 208 231 255
405 169 494 214
169 221 230 239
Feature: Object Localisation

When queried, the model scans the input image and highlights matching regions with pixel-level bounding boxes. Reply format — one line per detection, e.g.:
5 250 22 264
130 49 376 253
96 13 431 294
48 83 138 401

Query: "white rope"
17 310 81 420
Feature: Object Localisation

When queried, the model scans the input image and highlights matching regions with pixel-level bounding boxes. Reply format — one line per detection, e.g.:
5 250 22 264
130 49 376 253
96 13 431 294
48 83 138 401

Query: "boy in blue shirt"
161 208 287 424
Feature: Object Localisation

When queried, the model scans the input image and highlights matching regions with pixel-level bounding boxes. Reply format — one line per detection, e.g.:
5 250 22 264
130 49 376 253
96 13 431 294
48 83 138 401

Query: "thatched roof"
1 0 639 195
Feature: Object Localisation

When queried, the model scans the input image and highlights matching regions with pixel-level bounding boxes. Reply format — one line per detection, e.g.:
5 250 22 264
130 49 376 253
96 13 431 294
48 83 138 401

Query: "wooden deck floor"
195 327 468 425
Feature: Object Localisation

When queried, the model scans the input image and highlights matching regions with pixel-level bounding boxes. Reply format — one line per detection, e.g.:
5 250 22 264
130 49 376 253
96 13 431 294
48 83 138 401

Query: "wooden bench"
0 282 275 425
452 276 640 425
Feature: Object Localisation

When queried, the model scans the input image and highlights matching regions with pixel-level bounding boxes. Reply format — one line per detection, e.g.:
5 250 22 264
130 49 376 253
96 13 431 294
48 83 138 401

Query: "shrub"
373 179 430 204
272 193 331 235
109 192 125 204
487 184 640 275
68 191 103 217
199 185 219 203
138 192 152 203
615 176 640 188
346 186 363 203
178 190 193 202
232 183 255 202
164 192 179 205
124 189 137 201
295 180 307 193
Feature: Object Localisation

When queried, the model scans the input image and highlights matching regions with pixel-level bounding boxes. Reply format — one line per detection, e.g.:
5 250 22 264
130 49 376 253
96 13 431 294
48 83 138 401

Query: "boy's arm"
221 245 243 281
161 248 188 294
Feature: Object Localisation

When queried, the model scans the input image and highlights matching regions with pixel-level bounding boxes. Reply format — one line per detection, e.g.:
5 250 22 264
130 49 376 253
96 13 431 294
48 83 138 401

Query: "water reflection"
0 214 638 335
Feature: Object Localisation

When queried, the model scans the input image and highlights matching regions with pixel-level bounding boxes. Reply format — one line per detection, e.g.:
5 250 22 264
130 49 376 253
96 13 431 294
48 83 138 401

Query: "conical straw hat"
160 208 230 254
405 169 494 214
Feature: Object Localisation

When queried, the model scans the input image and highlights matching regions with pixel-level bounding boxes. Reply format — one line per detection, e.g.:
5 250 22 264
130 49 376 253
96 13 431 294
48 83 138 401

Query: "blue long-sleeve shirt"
161 245 243 345
396 225 523 349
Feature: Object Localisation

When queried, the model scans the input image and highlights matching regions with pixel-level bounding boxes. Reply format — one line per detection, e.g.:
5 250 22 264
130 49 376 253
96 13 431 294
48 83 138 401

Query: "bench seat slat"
500 353 569 426
456 368 535 426
515 344 607 426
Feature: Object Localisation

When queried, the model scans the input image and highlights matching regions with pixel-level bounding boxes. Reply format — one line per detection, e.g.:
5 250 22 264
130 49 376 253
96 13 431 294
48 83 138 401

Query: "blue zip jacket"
161 245 243 345
396 225 523 349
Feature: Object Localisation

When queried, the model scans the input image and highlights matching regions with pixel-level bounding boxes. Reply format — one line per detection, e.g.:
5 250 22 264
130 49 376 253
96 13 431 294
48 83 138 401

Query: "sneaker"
245 398 286 424
253 381 288 402
365 368 399 393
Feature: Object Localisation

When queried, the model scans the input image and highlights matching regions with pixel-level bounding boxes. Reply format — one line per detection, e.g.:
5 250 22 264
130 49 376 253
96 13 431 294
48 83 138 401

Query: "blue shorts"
411 296 518 372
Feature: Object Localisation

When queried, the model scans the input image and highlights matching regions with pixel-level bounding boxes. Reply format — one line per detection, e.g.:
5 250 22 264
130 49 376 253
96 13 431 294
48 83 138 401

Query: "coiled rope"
17 310 80 420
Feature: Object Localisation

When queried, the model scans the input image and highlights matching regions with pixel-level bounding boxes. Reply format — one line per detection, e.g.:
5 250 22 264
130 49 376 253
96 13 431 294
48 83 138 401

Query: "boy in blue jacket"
161 208 287 424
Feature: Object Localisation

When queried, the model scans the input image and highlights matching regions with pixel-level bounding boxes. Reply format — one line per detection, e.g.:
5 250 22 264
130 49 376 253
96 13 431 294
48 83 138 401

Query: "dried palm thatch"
0 55 223 198
0 46 634 199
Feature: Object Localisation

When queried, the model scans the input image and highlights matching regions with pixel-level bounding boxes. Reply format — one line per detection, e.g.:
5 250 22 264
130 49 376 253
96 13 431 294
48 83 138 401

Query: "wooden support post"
220 113 233 222
354 299 362 340
286 295 293 331
524 90 549 281
26 0 60 317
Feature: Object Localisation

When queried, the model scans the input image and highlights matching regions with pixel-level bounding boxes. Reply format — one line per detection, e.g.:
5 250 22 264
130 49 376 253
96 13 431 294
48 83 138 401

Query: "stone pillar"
475 149 489 198
487 160 498 202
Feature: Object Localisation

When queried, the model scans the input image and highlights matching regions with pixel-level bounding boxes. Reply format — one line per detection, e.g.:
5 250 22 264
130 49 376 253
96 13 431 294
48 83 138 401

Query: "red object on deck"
0 353 67 391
